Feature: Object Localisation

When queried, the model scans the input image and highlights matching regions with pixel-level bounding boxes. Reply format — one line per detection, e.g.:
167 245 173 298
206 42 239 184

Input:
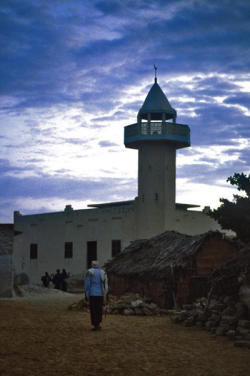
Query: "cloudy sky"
1 0 249 223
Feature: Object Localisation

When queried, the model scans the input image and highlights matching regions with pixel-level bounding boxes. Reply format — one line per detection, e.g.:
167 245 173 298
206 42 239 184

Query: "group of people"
41 269 69 291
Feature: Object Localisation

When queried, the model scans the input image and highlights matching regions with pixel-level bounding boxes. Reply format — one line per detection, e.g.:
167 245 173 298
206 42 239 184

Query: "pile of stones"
67 293 168 316
68 298 89 311
106 293 168 316
169 296 250 349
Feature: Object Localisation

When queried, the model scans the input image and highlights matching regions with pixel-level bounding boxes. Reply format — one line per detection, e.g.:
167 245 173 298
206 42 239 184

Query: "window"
64 242 73 258
112 240 121 257
30 243 38 259
87 241 97 269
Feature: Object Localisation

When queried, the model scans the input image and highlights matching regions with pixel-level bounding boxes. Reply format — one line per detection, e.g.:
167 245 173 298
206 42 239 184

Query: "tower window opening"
155 193 159 201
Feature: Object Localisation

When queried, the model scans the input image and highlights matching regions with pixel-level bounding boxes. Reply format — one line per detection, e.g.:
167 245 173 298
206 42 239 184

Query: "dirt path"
0 296 249 376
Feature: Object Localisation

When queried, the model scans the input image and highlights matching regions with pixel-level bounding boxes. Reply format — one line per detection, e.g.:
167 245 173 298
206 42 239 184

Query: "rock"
123 308 134 315
235 335 244 341
226 330 236 340
110 308 119 314
131 299 143 308
215 327 227 336
205 321 216 331
116 302 131 310
238 320 250 329
236 327 250 337
170 311 189 324
142 307 153 316
223 296 236 306
134 307 144 315
159 309 169 315
196 311 210 322
183 320 193 327
171 315 182 324
220 315 238 327
167 309 178 315
209 313 221 324
209 302 225 312
68 299 89 311
183 304 193 310
222 306 237 316
235 302 248 319
234 340 250 349
195 321 204 328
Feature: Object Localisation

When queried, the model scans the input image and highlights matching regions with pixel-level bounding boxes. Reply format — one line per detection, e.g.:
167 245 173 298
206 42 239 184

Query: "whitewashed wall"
13 204 136 284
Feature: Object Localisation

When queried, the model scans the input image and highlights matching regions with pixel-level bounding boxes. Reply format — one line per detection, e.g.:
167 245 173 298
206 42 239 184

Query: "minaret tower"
124 71 190 238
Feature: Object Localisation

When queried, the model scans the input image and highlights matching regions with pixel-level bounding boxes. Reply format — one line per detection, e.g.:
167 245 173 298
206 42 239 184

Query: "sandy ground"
0 290 250 376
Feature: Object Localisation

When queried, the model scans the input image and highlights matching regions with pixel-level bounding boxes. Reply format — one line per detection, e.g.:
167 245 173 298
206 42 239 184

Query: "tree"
208 173 250 243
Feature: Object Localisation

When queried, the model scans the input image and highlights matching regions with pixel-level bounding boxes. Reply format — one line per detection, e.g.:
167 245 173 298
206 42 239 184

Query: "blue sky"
1 0 250 223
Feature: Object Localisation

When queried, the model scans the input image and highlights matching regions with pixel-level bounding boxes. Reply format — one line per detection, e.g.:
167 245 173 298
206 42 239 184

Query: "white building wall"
13 204 136 284
172 209 221 235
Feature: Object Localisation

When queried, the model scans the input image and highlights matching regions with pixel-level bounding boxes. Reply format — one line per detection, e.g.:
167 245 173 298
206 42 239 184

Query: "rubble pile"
68 299 89 311
106 293 168 316
68 293 168 316
169 296 250 349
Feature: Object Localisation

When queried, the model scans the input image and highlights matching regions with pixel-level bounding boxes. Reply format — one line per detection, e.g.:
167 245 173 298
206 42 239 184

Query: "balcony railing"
124 122 190 139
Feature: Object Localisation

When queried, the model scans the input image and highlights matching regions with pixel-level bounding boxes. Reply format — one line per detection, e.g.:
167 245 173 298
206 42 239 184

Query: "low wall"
0 254 12 297
0 224 14 298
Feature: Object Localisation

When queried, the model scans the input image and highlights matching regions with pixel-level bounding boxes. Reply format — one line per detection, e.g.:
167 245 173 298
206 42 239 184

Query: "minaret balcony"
124 121 190 149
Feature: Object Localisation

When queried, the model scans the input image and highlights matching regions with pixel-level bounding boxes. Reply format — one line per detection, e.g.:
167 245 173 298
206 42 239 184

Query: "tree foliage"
208 173 250 243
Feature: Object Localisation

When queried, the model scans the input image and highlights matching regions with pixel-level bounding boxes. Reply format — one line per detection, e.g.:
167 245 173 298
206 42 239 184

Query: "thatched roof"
105 231 234 279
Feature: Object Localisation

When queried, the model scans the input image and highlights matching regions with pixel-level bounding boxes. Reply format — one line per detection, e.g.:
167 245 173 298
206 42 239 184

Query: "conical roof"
138 79 176 121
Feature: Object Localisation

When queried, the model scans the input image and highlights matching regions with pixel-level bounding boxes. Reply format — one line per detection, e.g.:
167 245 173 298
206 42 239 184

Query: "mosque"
13 76 220 284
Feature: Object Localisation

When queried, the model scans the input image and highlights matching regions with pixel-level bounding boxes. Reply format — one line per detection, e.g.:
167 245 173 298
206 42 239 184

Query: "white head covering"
91 260 99 268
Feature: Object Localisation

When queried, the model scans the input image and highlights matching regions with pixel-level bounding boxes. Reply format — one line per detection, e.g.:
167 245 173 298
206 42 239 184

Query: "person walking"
41 272 51 287
52 269 62 289
61 269 69 291
84 260 108 331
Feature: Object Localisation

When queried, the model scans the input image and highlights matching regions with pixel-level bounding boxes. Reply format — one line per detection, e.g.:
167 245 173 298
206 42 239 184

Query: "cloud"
0 0 250 222
98 140 119 148
224 93 250 108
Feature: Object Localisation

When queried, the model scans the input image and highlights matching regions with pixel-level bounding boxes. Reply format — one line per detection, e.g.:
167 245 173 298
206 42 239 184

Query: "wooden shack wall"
176 237 238 305
196 237 237 276
108 274 174 308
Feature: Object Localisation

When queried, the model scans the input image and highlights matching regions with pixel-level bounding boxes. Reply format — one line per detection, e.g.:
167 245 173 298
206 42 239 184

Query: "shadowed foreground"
0 296 249 376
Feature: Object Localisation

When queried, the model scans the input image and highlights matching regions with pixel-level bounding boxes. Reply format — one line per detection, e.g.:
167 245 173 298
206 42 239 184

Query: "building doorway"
87 241 97 269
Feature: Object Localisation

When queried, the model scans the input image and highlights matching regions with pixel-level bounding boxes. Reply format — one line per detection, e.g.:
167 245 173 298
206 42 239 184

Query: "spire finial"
154 64 157 83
